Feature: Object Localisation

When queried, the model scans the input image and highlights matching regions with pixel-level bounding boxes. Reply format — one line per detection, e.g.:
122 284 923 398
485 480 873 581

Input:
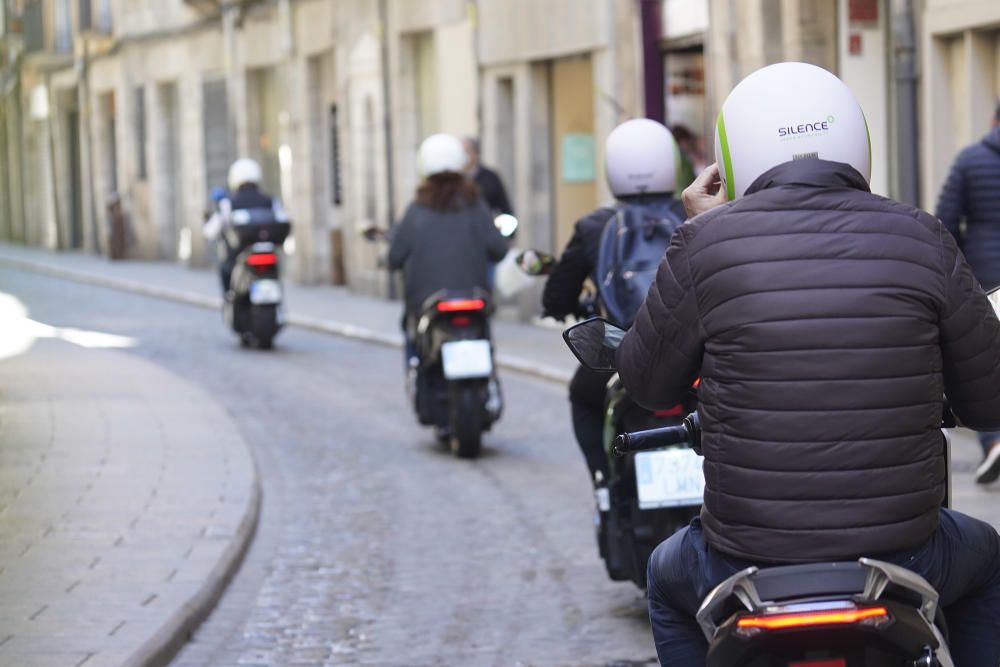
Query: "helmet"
714 62 871 200
228 158 263 191
418 133 466 177
605 118 679 197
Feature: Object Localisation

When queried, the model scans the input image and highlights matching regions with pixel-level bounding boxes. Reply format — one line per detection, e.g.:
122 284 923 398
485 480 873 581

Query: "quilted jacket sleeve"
615 226 705 410
935 150 967 241
938 226 1000 429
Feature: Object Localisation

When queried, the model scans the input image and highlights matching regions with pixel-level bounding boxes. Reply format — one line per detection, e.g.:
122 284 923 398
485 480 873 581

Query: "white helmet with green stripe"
714 62 871 200
605 118 680 197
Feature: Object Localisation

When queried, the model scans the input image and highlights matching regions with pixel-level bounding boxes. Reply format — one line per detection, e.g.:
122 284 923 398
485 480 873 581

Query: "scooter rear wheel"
449 381 484 459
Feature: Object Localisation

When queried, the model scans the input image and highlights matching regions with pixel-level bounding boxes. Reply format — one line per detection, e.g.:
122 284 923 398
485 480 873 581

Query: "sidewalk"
0 316 259 666
0 243 576 384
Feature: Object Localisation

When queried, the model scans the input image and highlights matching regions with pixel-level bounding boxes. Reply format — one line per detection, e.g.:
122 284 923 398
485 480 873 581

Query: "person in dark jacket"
542 118 686 482
389 133 508 323
617 63 1000 666
935 102 1000 485
463 137 514 217
203 158 282 292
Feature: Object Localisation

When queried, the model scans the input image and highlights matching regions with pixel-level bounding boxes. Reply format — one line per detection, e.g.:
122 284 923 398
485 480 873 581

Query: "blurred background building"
1 0 998 302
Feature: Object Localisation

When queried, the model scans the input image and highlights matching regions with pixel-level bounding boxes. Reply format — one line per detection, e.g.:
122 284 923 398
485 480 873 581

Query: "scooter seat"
749 561 868 604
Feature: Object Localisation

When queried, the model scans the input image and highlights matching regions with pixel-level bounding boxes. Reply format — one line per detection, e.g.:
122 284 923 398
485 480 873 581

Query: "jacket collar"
745 159 871 196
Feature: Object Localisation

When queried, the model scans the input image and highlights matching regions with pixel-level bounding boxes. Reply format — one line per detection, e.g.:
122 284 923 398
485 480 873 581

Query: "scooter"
561 315 979 666
615 413 955 667
221 207 291 349
593 372 700 588
409 287 500 458
558 296 700 589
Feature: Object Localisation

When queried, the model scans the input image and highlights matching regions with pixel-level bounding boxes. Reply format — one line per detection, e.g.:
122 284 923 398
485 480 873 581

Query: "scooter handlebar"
614 412 701 457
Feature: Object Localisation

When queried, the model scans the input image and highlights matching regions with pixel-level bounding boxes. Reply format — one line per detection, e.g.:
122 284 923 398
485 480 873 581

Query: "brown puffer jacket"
616 159 1000 563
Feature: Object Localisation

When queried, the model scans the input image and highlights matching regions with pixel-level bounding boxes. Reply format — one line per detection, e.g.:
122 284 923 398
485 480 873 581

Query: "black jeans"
569 365 614 482
648 510 1000 666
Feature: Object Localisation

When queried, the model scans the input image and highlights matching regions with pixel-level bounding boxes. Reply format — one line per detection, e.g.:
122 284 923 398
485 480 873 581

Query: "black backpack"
594 200 685 328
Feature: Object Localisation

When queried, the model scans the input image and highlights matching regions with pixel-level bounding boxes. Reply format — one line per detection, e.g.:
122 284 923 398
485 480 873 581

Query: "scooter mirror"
361 226 387 242
988 286 1000 319
494 213 519 238
515 249 556 276
562 318 627 372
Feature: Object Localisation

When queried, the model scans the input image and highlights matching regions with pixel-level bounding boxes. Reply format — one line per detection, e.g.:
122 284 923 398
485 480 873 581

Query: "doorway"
549 55 597 251
156 82 180 259
66 109 84 249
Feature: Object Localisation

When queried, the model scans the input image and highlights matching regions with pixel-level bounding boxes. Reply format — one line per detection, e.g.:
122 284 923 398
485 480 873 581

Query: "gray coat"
388 200 508 314
616 159 1000 563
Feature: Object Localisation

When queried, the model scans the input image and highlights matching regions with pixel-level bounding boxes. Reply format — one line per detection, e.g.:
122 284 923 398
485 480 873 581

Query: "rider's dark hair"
995 99 1000 124
416 173 480 212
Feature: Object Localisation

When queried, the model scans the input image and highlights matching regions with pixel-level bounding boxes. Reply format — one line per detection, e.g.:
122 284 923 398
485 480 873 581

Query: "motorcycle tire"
251 304 278 350
449 381 484 459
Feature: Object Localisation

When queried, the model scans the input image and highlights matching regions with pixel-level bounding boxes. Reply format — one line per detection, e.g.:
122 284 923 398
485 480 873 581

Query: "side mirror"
494 213 519 238
361 226 387 242
210 185 227 203
988 286 1000 318
562 317 627 372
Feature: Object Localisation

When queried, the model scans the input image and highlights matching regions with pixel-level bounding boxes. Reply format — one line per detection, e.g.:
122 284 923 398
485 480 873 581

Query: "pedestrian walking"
935 101 1000 486
462 137 514 218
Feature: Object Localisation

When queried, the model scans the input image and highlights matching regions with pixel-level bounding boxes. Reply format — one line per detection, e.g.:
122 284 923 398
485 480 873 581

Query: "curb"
125 477 262 667
0 253 573 385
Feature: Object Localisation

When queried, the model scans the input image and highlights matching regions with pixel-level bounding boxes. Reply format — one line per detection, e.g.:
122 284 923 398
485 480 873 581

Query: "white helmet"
605 118 679 197
715 62 871 200
418 133 466 177
228 158 263 191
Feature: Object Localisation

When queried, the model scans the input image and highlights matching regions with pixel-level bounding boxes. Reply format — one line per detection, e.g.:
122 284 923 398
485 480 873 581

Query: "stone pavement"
0 243 576 384
0 302 258 667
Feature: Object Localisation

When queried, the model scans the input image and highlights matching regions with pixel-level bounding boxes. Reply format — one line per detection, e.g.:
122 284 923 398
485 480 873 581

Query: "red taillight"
436 298 486 312
737 606 889 632
247 253 278 267
654 405 684 417
789 660 846 667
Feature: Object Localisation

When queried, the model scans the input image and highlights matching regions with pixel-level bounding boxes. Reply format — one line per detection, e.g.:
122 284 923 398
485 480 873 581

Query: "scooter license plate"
635 447 705 509
441 340 493 380
249 279 282 305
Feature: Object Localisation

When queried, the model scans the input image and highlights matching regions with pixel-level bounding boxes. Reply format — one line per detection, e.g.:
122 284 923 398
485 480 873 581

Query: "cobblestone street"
0 264 657 666
1 254 997 667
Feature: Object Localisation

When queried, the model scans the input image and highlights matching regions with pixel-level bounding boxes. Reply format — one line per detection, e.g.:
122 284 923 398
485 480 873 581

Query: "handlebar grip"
614 424 692 456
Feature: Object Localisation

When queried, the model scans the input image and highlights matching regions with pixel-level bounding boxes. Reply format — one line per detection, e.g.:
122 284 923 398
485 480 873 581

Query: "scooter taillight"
736 606 890 637
247 253 278 267
436 298 486 312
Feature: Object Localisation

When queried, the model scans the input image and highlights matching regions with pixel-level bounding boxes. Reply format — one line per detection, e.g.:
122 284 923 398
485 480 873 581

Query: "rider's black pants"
569 365 614 483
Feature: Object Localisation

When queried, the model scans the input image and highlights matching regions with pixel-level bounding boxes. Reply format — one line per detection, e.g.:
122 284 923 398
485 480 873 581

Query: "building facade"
1 0 998 305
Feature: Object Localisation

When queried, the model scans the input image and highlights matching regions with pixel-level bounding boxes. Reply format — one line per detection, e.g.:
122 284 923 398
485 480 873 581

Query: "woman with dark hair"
388 133 508 338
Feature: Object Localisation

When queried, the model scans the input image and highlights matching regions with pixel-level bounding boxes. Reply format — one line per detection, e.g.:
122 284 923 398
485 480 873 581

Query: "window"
23 1 44 53
329 104 343 206
134 87 147 180
78 0 91 31
96 0 110 33
54 0 71 51
363 96 376 221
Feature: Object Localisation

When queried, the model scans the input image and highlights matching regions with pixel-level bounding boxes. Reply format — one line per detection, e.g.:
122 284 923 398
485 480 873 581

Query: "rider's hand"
682 163 728 219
